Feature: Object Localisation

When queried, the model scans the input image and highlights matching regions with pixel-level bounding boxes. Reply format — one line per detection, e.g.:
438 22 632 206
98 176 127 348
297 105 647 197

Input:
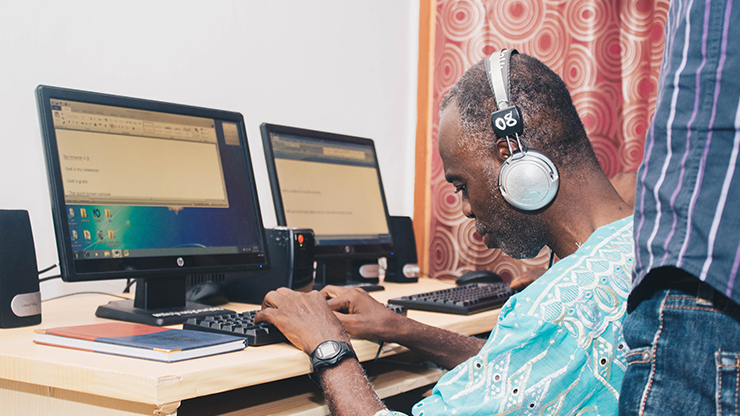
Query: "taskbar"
73 245 261 260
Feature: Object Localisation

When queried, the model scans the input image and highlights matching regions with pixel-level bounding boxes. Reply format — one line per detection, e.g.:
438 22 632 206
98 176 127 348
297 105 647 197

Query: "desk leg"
1 378 180 416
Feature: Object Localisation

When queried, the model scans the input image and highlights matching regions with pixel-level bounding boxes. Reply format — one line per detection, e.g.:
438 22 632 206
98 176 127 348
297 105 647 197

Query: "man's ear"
495 138 518 161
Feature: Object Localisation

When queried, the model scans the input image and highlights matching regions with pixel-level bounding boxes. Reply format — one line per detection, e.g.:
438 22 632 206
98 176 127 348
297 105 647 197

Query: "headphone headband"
485 49 518 111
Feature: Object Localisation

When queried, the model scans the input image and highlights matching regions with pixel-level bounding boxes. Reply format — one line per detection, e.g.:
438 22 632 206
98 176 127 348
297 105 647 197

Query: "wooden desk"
0 279 500 415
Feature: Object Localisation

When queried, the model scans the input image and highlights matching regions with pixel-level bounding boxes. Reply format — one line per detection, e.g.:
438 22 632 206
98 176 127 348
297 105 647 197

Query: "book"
34 322 246 362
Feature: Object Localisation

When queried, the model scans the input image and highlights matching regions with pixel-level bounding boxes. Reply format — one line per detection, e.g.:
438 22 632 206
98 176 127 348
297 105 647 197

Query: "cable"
39 274 62 283
38 264 58 275
42 291 130 303
367 341 385 375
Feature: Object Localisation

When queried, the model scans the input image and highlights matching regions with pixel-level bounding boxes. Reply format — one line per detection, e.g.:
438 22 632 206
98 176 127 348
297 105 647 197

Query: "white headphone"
484 49 559 211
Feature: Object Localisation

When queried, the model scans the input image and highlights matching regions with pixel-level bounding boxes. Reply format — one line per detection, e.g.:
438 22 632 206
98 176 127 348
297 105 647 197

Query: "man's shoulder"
541 215 632 280
509 216 634 321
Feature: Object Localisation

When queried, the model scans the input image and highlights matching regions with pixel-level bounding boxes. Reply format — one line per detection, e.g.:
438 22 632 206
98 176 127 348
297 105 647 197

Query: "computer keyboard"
184 304 408 346
183 310 285 346
387 282 515 315
313 282 385 292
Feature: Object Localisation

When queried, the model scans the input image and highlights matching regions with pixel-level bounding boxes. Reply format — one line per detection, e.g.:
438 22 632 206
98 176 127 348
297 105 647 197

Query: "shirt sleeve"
410 294 623 416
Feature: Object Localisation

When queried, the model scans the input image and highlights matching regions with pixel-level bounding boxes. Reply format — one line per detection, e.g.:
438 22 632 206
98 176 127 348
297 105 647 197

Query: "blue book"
34 322 246 362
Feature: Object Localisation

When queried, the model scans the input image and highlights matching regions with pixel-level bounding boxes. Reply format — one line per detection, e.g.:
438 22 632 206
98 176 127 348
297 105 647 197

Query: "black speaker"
0 210 42 328
384 216 419 283
223 227 315 304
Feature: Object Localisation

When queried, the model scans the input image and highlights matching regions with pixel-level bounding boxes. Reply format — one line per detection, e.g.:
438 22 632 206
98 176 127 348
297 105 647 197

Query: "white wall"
0 0 419 299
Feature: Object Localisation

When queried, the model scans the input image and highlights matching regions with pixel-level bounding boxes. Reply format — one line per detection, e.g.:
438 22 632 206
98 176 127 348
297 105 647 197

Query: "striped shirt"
633 0 740 306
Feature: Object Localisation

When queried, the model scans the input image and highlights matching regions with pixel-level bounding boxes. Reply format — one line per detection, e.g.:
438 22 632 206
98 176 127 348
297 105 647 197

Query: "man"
256 52 633 416
619 0 740 414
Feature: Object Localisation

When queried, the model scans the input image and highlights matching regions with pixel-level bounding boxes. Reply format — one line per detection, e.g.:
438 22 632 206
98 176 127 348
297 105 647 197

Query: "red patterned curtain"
427 0 670 280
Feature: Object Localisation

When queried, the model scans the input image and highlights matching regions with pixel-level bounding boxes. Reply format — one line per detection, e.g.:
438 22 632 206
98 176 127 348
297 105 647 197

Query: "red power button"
297 234 304 244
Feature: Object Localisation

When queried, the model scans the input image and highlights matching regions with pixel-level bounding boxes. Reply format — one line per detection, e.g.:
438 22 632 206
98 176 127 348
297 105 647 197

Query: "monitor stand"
314 258 384 292
95 275 230 326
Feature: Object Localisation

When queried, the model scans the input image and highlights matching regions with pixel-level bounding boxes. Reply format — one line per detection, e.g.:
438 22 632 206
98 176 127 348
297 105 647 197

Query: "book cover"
34 322 246 362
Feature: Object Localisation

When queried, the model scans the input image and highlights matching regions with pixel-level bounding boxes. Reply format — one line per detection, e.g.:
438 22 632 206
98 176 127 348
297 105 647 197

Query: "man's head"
438 52 602 259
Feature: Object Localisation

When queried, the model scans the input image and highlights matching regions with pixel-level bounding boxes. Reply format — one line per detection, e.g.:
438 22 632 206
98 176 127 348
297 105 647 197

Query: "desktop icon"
68 208 75 218
71 230 78 240
105 209 111 218
80 208 87 218
83 230 91 240
108 230 115 239
93 209 101 218
97 230 105 241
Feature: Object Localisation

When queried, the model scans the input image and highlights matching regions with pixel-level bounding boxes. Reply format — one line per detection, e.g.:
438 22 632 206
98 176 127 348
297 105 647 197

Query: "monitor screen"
261 123 393 286
36 85 268 324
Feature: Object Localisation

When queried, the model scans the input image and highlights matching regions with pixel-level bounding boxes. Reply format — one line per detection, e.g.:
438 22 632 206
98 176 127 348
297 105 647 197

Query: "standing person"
256 50 634 416
620 0 740 414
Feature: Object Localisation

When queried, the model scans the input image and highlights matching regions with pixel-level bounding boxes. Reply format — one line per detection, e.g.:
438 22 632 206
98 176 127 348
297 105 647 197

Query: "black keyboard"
184 304 408 346
313 282 385 292
387 282 514 315
183 310 286 346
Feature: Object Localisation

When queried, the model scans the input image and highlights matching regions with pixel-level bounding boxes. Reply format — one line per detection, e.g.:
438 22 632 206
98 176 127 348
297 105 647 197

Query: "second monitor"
261 123 394 289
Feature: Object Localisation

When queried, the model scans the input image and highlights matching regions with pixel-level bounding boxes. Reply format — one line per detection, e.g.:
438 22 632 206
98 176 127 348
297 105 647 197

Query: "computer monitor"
260 123 394 287
36 85 269 325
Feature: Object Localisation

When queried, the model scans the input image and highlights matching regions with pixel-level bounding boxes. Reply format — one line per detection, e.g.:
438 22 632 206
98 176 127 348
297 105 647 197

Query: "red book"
34 322 245 362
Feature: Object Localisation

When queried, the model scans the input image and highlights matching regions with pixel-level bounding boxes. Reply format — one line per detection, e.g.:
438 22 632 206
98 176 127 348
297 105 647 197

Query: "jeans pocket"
716 351 740 415
619 347 654 416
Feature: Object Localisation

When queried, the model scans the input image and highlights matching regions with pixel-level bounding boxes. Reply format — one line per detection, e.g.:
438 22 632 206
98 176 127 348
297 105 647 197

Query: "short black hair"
440 53 601 173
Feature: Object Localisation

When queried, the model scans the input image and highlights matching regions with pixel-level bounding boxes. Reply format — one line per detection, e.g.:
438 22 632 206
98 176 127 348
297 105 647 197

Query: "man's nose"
462 199 474 218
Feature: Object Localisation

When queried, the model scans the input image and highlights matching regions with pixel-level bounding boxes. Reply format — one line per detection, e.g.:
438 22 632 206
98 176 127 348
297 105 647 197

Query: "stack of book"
34 322 246 362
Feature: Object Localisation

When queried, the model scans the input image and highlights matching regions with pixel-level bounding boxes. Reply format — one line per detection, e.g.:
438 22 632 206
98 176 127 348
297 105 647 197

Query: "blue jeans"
619 268 740 415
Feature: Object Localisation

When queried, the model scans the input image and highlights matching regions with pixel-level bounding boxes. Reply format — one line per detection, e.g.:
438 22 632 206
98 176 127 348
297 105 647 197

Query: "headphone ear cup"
498 149 559 211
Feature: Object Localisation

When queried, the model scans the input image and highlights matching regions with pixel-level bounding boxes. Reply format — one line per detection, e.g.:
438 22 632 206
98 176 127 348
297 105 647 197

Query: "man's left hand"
255 288 350 354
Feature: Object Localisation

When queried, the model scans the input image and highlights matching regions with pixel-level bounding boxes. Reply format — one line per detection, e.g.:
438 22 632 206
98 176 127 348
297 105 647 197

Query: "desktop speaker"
0 210 42 328
223 227 315 304
384 216 419 283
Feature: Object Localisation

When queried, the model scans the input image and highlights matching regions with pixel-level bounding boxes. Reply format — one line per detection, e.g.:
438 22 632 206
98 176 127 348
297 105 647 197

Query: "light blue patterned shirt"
409 216 634 416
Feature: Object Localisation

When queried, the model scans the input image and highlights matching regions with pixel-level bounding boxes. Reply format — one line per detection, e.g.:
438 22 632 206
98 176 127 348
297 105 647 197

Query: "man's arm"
322 286 485 369
318 357 387 416
255 288 387 416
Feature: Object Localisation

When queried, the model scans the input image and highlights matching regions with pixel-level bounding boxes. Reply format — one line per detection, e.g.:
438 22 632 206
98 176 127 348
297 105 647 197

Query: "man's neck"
544 180 632 259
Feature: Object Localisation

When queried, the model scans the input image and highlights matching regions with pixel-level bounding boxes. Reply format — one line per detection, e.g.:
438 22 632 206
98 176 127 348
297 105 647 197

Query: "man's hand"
256 287 388 415
255 288 349 354
321 285 404 343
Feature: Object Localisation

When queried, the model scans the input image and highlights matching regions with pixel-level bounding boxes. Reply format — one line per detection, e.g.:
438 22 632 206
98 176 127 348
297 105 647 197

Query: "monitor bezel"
36 85 270 283
260 122 395 260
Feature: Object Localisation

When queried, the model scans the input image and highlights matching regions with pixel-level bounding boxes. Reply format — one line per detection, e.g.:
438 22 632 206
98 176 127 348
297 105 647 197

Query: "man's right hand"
320 285 406 343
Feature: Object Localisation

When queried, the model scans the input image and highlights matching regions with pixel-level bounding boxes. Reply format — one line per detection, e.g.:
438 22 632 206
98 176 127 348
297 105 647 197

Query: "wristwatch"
309 340 357 384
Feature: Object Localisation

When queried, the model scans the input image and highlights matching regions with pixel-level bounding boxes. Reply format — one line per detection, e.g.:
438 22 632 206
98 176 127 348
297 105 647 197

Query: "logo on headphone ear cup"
498 149 559 211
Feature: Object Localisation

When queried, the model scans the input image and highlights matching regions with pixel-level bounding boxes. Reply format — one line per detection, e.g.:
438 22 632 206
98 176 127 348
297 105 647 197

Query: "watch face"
315 340 341 360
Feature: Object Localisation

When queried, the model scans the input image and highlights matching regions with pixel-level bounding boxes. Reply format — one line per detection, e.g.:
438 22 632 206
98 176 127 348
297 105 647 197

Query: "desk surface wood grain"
0 278 500 408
